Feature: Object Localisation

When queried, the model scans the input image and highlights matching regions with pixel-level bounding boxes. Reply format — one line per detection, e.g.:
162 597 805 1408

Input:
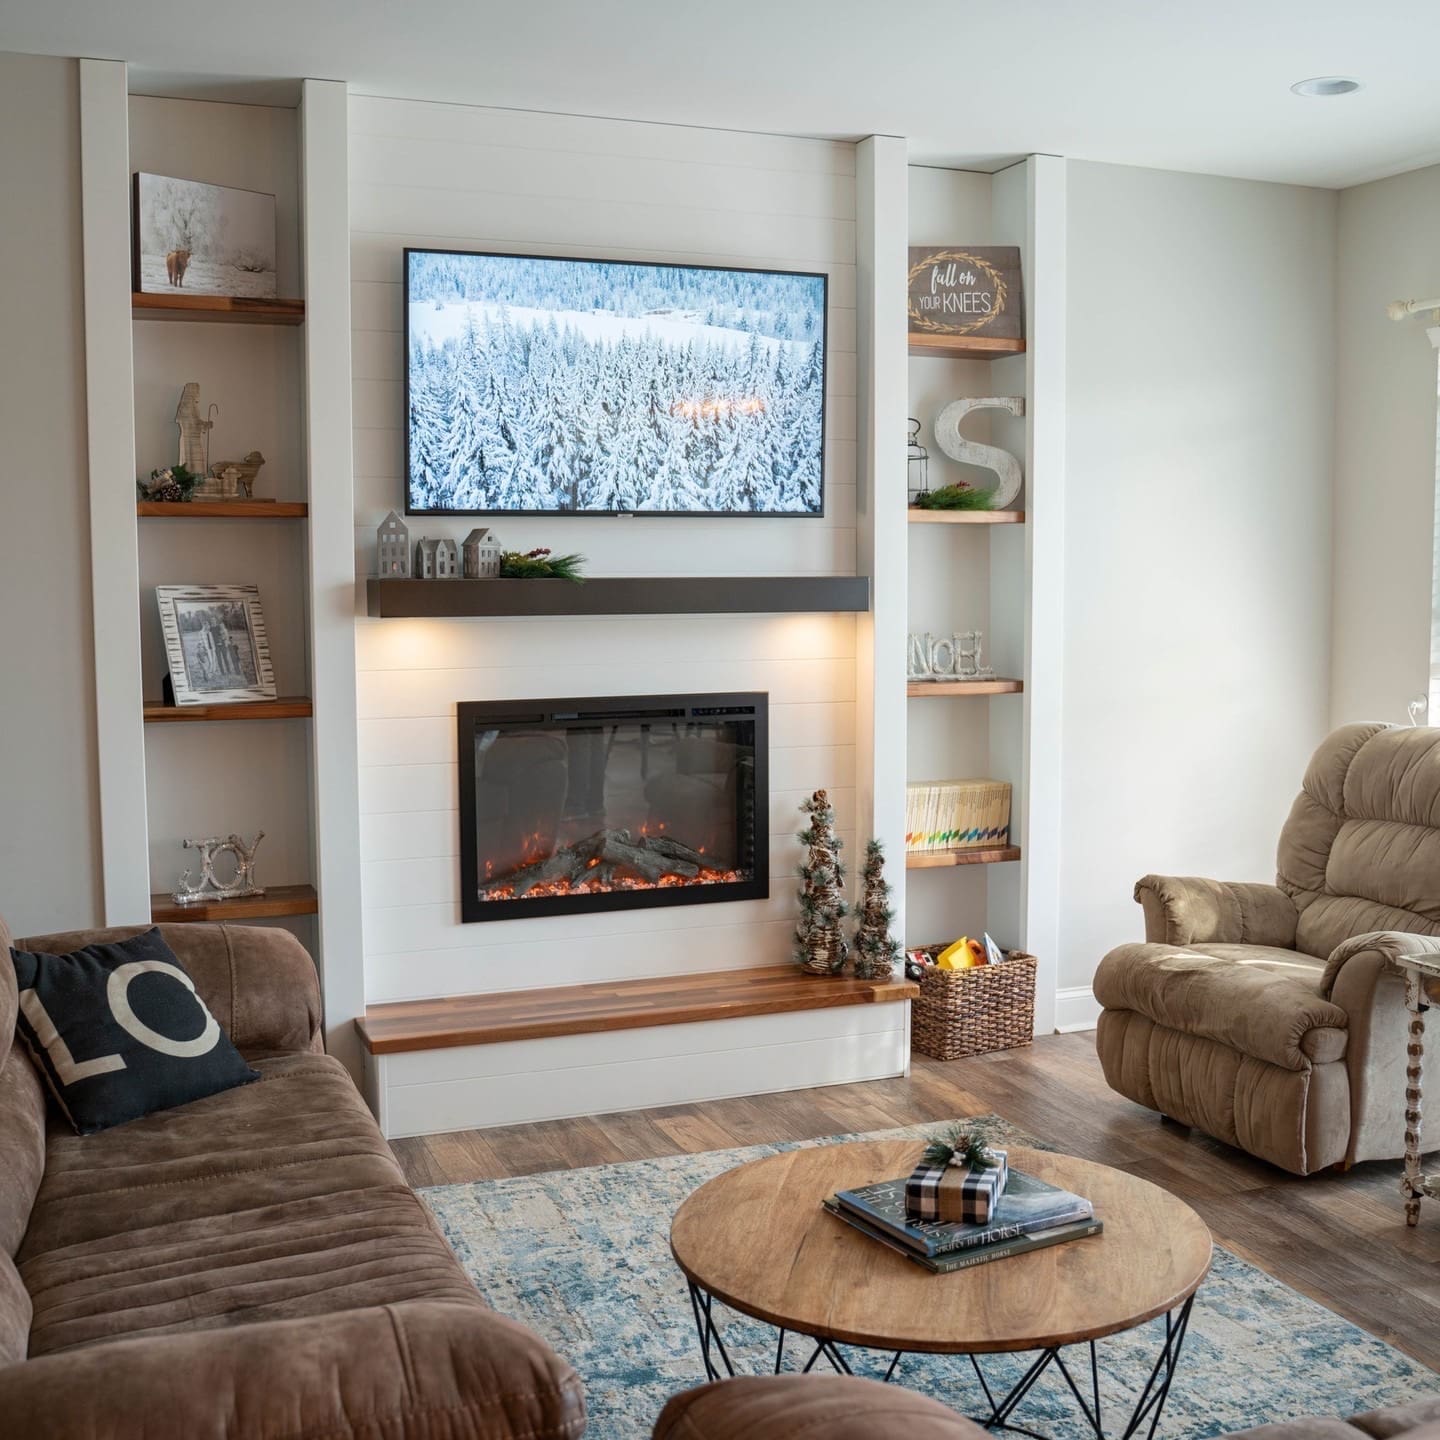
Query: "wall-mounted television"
404 248 827 517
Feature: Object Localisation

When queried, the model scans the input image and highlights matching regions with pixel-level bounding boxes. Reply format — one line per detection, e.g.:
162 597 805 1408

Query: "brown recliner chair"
1094 722 1440 1175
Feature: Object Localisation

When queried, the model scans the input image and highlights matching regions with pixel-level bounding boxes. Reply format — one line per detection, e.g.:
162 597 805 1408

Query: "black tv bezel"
456 691 770 924
402 246 829 520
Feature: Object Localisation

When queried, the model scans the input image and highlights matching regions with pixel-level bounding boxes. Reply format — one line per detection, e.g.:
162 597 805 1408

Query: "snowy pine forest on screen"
406 251 827 515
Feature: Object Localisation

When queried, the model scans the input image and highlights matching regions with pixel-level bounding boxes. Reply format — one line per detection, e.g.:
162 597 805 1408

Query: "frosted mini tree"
852 840 901 981
794 789 849 976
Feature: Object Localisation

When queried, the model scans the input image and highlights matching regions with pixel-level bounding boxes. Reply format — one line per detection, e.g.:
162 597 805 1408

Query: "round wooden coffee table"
670 1141 1212 1438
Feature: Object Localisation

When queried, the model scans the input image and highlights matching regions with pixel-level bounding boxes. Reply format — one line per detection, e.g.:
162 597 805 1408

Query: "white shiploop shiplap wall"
347 96 908 1135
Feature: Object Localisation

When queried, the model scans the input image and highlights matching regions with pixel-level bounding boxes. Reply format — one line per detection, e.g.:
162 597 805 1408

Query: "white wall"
348 97 864 1005
1058 161 1336 997
1332 164 1440 725
0 53 104 935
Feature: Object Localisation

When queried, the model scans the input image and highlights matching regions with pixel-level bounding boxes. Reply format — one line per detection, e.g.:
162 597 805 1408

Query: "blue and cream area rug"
420 1118 1437 1439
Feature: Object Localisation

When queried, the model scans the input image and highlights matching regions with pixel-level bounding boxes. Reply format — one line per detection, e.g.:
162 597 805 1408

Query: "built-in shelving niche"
128 87 317 941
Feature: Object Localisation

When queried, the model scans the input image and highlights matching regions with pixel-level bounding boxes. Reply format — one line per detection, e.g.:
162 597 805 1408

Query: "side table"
1399 951 1440 1226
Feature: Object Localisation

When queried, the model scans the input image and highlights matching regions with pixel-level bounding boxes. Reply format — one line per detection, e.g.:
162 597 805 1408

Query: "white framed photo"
132 172 278 300
156 585 277 705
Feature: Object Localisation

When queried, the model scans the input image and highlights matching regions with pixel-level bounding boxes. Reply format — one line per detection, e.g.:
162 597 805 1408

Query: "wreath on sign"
907 250 1009 336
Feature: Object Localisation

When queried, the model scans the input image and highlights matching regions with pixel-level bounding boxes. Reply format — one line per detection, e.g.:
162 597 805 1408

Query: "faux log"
479 827 705 896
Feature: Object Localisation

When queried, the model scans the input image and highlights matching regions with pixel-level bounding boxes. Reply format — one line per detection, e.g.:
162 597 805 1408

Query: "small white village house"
415 536 459 579
462 527 502 578
376 510 410 576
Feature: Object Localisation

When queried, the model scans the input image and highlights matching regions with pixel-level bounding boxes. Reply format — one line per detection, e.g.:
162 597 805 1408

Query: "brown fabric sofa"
0 914 585 1439
654 1376 1440 1440
1094 722 1440 1174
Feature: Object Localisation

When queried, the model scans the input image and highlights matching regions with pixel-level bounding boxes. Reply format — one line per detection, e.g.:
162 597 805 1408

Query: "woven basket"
910 949 1038 1061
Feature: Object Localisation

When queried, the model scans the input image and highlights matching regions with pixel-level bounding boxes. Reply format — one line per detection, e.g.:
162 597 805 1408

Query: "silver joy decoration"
172 831 266 906
907 631 996 683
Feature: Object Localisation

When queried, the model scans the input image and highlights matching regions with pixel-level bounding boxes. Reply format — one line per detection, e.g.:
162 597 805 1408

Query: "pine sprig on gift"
920 1123 998 1170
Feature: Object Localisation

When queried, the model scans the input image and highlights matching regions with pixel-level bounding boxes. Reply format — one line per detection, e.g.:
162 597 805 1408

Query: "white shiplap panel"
364 918 793 1003
354 613 854 673
354 656 856 719
352 134 856 223
348 96 856 178
385 1003 899 1088
350 94 862 1035
379 1009 905 1136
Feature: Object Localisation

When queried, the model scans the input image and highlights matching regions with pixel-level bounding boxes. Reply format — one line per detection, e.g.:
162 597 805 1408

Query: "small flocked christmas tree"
794 789 849 976
852 839 902 981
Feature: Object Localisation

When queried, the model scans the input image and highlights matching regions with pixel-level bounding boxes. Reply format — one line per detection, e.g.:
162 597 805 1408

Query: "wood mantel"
357 965 918 1055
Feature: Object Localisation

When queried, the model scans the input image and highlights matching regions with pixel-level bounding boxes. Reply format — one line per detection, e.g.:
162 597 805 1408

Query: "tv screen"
405 248 827 517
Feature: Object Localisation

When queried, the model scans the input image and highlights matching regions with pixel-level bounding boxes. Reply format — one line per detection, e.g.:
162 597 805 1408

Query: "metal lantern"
907 417 930 502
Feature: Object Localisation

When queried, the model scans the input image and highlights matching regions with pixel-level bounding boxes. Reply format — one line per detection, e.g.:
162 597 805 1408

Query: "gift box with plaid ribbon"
904 1147 1009 1224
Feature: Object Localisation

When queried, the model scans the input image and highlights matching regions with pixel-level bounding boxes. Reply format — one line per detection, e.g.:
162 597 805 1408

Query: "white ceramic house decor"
462 527 502 578
415 537 460 579
932 395 1026 508
377 511 410 576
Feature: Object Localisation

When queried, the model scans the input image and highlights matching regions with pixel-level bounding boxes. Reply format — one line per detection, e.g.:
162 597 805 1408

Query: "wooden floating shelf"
908 509 1024 525
151 883 318 924
907 679 1023 697
144 696 313 724
906 845 1022 870
366 575 871 619
132 292 306 325
908 333 1025 360
356 964 919 1056
137 500 309 518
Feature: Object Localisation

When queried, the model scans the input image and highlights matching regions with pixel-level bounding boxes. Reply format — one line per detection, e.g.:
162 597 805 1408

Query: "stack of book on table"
823 1167 1101 1274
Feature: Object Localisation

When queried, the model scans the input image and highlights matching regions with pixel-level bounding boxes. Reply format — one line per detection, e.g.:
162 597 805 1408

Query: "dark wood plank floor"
390 1032 1440 1373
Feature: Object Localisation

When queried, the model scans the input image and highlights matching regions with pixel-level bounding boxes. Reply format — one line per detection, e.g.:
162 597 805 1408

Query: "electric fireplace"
457 693 768 923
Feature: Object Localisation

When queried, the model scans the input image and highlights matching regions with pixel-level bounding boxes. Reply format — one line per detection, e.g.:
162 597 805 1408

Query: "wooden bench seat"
357 966 918 1055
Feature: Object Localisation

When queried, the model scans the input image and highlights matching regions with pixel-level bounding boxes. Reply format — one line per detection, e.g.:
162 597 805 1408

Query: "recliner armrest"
1321 930 1440 1000
1133 876 1298 948
0 1300 585 1440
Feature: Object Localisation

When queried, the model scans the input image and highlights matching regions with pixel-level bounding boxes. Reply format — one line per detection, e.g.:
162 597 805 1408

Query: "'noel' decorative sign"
907 247 1024 340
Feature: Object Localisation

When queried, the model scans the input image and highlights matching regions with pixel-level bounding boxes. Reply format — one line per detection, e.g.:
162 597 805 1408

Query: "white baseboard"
1054 985 1100 1033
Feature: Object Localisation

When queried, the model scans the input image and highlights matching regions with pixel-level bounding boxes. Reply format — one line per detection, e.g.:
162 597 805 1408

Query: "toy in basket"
907 939 1038 1061
906 1126 1009 1224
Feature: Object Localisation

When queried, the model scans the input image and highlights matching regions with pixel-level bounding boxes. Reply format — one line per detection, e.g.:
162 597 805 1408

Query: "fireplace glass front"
457 693 768 922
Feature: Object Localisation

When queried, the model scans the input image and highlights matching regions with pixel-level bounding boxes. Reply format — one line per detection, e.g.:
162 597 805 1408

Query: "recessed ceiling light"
1291 76 1362 97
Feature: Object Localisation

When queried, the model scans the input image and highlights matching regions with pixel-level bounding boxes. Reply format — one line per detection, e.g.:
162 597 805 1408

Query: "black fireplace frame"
456 692 769 924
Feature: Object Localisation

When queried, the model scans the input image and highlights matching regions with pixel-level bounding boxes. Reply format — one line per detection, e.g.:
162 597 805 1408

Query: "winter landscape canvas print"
405 249 827 515
133 173 277 299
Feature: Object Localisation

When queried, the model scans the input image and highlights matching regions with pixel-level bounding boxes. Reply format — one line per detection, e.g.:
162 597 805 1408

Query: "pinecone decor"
852 839 901 980
794 789 849 976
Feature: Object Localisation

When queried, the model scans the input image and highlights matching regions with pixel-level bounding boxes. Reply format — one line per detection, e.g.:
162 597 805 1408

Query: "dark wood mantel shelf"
357 965 918 1055
366 575 871 619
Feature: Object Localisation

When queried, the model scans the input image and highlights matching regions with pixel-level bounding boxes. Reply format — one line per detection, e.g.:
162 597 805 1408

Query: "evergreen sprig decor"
852 839 901 980
136 465 200 503
912 483 994 512
794 789 849 976
498 547 587 582
920 1123 999 1171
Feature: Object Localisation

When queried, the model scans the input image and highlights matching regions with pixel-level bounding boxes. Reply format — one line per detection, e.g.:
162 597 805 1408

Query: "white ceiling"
7 0 1440 188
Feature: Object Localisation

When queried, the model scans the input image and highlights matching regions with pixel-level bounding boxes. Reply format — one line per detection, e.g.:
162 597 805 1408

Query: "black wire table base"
686 1283 1197 1440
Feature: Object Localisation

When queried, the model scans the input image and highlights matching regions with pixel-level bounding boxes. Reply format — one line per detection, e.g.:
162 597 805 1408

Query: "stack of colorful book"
823 1168 1100 1274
